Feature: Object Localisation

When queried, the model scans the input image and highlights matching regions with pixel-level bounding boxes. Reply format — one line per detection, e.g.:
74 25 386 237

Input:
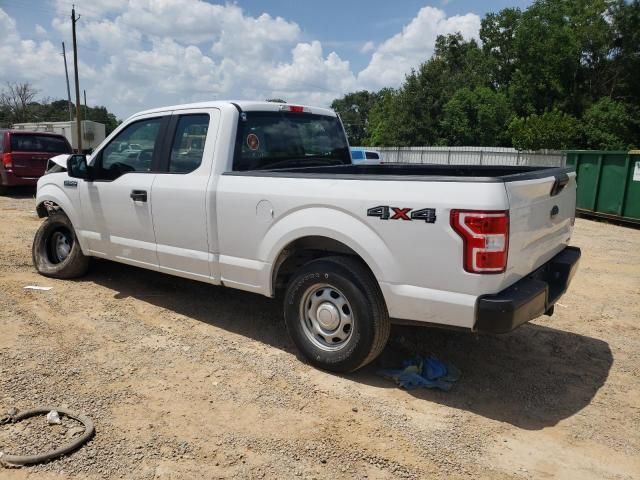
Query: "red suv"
0 130 72 194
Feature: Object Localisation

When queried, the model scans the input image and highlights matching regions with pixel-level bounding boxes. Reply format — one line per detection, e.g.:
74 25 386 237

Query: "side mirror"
67 154 92 181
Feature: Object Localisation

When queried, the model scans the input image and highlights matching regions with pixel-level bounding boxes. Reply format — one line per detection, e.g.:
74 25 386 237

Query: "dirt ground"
0 190 639 480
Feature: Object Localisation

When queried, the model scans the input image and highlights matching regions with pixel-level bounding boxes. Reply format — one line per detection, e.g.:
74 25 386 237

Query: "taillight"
280 105 306 113
450 209 509 274
2 153 12 169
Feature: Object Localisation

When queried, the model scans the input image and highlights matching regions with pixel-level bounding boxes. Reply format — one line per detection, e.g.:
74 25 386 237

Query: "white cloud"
35 24 48 37
0 9 65 82
361 41 376 54
0 3 481 118
52 0 129 19
357 6 481 90
266 41 357 105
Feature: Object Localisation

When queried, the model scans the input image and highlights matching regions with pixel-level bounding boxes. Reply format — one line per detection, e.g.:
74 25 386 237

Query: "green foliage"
332 0 640 151
440 87 512 146
266 98 286 103
582 98 638 150
508 110 580 150
480 8 522 88
364 33 489 146
330 90 381 145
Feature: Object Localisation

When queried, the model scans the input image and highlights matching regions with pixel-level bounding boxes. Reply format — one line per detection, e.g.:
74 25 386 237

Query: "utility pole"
83 90 88 146
61 42 73 122
71 5 82 152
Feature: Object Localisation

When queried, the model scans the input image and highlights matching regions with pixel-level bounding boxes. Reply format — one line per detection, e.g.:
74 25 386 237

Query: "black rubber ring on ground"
0 407 95 467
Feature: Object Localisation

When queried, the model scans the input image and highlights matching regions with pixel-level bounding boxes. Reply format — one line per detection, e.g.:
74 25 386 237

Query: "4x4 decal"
367 206 436 223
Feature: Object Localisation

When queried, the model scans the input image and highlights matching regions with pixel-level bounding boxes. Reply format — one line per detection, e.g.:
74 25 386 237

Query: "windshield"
232 111 350 171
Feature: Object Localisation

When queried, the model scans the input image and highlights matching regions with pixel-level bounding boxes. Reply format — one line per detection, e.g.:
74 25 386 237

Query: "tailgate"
11 151 51 177
503 169 576 287
10 134 70 177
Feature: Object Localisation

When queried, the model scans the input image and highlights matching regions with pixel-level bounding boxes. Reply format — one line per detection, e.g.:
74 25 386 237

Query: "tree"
367 34 489 146
366 88 403 146
508 109 580 150
266 98 286 103
608 0 640 107
0 82 121 134
480 8 522 89
0 82 39 123
86 105 120 135
331 0 640 151
582 98 637 150
440 87 512 146
331 90 381 145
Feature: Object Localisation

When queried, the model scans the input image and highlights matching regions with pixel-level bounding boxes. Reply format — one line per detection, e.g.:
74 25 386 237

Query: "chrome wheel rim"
300 284 354 351
49 230 72 263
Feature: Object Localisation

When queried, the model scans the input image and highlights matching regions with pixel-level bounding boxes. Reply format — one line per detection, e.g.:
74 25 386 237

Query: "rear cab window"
10 134 71 153
169 114 209 173
232 111 350 171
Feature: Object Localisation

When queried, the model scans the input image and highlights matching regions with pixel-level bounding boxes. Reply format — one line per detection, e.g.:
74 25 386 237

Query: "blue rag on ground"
377 355 461 391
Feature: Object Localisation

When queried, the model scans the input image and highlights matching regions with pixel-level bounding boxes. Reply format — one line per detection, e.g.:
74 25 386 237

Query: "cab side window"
169 114 209 173
95 118 162 180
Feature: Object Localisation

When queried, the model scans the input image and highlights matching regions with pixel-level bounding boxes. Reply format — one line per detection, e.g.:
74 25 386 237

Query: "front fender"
259 207 398 294
35 178 88 252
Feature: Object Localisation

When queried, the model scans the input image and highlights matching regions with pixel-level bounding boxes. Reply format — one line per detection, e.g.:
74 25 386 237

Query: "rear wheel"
284 256 390 372
32 213 89 279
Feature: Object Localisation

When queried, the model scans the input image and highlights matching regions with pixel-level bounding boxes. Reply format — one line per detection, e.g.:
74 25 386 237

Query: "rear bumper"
475 246 581 333
0 168 40 187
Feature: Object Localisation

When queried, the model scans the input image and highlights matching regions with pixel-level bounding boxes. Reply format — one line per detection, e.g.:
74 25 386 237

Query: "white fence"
360 146 566 167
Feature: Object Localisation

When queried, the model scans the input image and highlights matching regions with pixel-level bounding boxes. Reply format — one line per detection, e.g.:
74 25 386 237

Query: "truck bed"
224 163 574 182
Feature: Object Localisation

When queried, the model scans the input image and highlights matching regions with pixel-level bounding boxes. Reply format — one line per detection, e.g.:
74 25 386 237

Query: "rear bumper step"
474 246 581 333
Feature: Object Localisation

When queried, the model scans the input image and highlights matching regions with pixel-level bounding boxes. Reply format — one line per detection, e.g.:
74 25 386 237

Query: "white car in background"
350 147 383 164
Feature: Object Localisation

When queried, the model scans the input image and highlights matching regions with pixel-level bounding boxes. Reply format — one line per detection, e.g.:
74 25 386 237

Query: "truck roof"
131 100 336 120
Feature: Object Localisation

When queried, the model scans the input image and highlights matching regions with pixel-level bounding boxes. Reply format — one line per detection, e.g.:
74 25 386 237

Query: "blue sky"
0 1 532 118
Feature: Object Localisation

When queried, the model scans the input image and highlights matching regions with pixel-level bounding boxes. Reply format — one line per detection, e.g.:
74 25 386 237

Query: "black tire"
32 212 90 279
284 256 390 373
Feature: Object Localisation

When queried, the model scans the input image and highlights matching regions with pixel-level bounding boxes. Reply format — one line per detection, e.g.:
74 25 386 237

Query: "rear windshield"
233 111 350 171
10 134 71 153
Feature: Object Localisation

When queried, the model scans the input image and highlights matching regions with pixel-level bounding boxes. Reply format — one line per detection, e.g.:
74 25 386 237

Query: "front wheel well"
36 200 64 218
271 236 377 296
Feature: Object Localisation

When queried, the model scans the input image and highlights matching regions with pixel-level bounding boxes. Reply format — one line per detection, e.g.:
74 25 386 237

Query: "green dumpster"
565 150 640 225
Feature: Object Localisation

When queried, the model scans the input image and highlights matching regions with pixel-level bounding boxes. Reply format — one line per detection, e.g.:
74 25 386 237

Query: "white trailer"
12 120 106 152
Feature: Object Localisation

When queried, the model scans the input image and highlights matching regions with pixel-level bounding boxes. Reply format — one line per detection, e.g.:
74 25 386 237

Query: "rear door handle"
130 190 147 202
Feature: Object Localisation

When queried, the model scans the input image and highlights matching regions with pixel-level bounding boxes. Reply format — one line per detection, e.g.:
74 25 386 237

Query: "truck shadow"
357 324 612 430
84 259 612 431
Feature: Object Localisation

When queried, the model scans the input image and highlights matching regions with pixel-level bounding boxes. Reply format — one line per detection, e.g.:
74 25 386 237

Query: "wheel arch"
263 208 397 297
35 184 78 222
35 184 87 251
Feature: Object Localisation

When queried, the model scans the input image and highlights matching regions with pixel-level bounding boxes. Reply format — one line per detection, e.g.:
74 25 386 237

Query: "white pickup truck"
33 101 581 372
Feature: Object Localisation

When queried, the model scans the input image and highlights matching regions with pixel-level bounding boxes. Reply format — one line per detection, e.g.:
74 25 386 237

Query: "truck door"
78 115 168 269
150 109 220 281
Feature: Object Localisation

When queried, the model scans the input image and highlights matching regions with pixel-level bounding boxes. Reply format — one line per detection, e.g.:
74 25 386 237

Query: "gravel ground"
0 190 639 479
